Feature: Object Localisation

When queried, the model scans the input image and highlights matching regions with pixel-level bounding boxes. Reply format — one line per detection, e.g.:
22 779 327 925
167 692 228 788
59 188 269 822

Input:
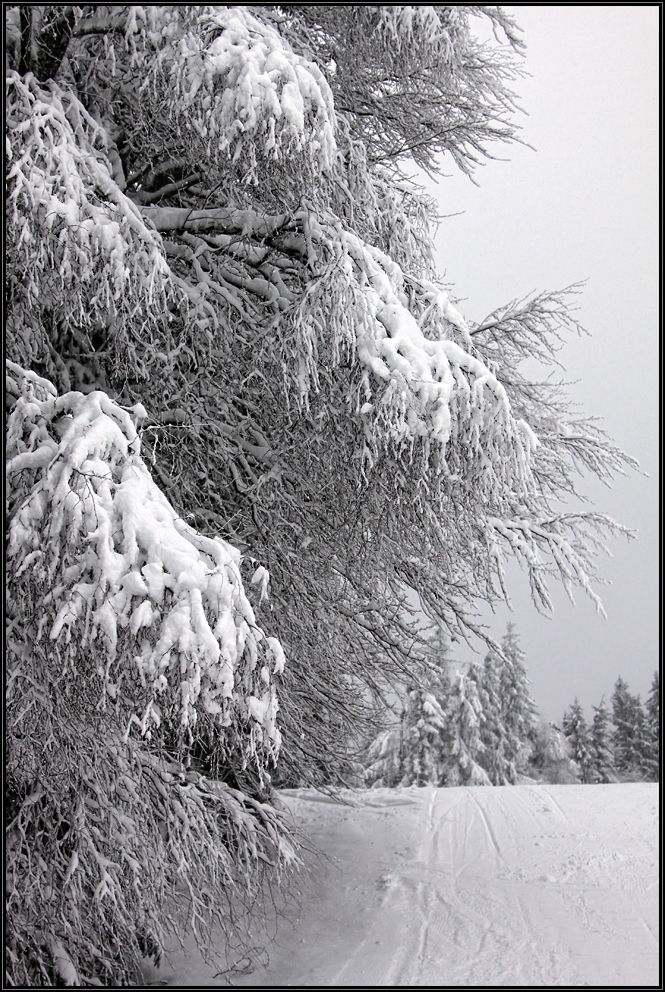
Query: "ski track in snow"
144 783 659 987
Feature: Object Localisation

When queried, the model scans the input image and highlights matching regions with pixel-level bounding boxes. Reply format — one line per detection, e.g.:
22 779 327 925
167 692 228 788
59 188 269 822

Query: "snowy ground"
144 783 659 987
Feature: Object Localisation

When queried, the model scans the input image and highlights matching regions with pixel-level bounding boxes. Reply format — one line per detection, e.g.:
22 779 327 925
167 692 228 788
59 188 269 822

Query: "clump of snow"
143 6 336 177
6 363 283 754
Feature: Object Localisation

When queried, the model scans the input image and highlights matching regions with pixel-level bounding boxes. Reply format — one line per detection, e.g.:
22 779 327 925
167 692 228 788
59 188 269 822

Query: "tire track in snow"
378 786 439 986
404 787 439 986
468 790 503 864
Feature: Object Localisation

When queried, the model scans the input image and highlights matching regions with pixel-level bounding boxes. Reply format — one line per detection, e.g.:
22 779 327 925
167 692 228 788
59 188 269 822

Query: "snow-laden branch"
6 362 283 756
6 72 175 350
138 6 337 179
279 214 539 494
485 512 634 616
142 205 296 237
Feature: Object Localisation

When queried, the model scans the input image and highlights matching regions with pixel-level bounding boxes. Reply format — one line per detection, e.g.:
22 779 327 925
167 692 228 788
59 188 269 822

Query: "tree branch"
72 14 125 37
36 6 76 82
141 206 298 238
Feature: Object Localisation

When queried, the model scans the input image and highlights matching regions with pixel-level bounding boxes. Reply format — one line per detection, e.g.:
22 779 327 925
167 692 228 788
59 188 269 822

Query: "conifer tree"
589 700 617 783
365 630 494 788
440 667 492 787
398 686 448 787
476 649 512 784
477 624 538 784
562 698 594 783
364 625 452 788
531 721 580 784
364 723 404 789
642 671 660 782
611 677 648 780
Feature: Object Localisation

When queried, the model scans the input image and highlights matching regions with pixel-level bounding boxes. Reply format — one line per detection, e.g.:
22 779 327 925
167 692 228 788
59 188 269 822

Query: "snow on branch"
485 512 634 616
139 6 337 180
6 362 283 760
6 72 175 354
284 214 538 494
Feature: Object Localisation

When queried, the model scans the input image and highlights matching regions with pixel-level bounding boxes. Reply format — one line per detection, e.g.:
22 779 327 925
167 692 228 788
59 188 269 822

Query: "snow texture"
144 783 659 987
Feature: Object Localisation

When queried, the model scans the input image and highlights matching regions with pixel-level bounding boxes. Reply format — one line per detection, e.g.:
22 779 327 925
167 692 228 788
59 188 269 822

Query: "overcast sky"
421 5 659 721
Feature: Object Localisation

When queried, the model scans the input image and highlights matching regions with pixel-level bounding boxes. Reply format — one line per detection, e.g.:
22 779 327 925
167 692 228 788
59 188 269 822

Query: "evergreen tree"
562 698 594 783
440 667 492 787
476 649 513 784
394 626 453 787
364 724 404 789
642 671 660 781
611 678 648 780
588 700 617 783
398 686 449 787
477 624 538 784
531 721 580 784
499 624 540 769
364 628 452 788
365 633 493 788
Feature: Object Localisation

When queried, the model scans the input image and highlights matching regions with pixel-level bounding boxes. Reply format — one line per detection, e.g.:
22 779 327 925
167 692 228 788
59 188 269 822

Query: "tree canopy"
5 5 640 986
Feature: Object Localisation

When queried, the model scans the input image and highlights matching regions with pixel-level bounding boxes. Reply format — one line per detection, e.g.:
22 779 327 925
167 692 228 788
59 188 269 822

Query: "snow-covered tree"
365 657 491 789
477 625 538 784
588 700 617 783
397 685 449 787
496 624 539 763
562 698 594 783
475 648 511 784
5 361 294 987
5 5 639 984
365 628 491 789
611 677 648 780
440 666 492 787
530 721 580 784
364 723 404 789
641 672 659 782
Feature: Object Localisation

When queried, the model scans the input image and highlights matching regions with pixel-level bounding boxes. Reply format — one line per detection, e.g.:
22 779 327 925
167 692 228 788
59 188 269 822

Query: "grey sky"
421 6 659 721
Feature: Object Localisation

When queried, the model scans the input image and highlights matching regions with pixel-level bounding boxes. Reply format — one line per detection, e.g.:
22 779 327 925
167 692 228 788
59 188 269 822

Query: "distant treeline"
555 673 659 784
364 624 659 787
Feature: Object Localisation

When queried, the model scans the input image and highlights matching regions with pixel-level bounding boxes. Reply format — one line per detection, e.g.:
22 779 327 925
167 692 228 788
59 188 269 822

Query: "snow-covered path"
147 783 659 987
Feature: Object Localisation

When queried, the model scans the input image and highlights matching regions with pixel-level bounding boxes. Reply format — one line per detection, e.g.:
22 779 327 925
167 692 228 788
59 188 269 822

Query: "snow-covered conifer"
397 671 449 788
588 700 617 783
531 722 580 784
364 725 404 789
475 648 511 784
562 699 594 783
642 672 660 782
440 667 492 787
611 677 648 781
477 625 538 784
